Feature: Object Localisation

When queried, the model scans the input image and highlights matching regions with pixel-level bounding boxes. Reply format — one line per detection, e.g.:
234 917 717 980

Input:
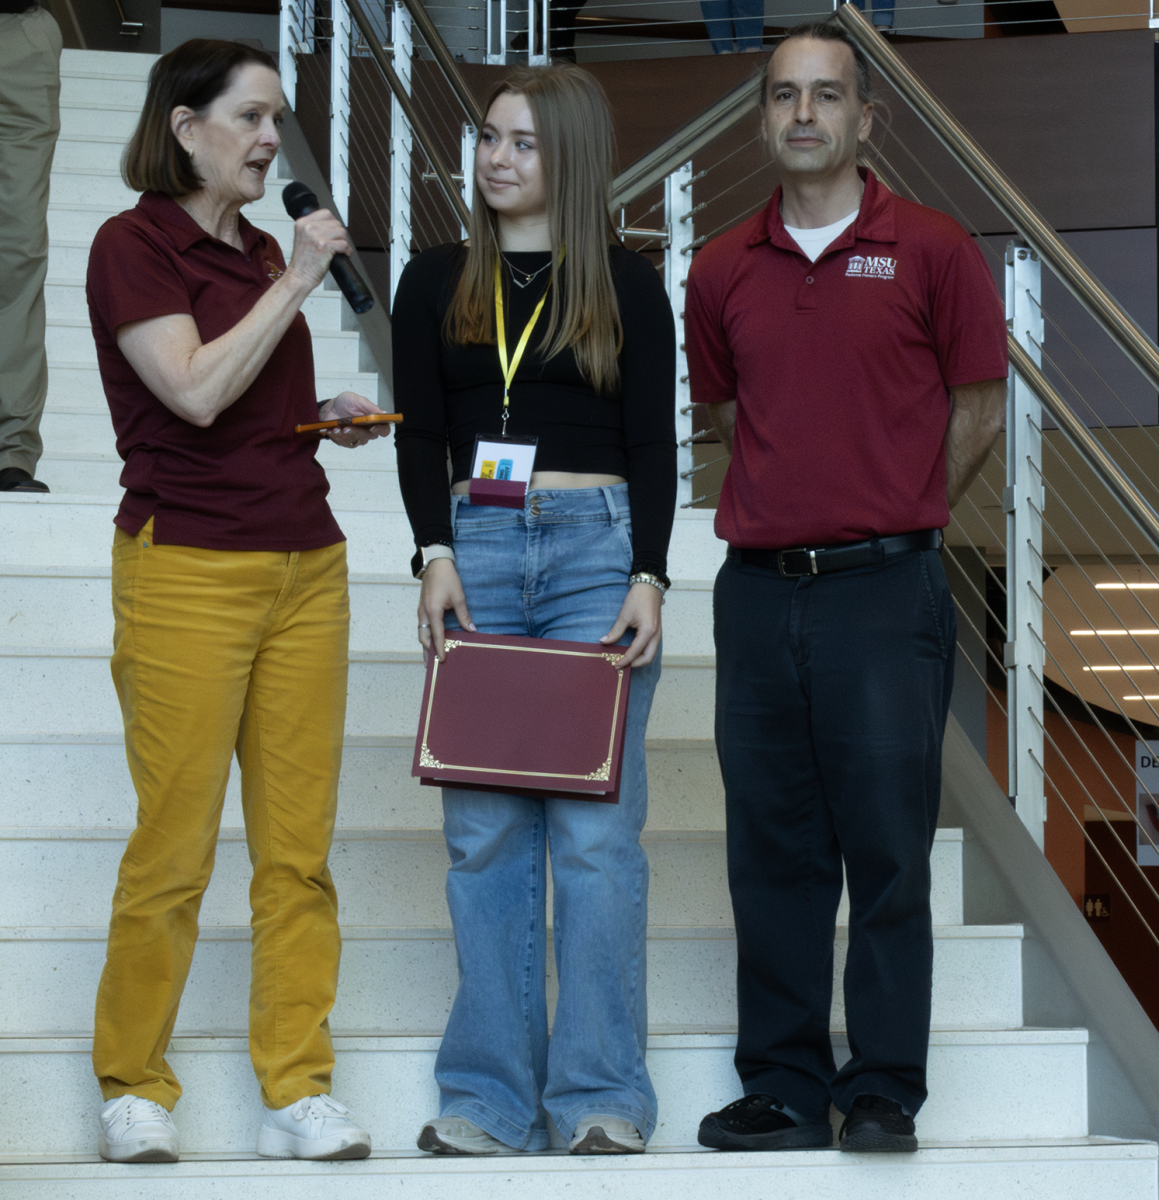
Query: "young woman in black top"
393 65 676 1156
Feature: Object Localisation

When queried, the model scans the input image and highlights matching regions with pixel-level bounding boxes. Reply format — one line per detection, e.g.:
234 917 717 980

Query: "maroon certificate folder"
412 631 631 802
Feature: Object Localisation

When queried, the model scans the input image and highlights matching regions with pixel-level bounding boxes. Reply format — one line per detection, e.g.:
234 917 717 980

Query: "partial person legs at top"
0 2 62 493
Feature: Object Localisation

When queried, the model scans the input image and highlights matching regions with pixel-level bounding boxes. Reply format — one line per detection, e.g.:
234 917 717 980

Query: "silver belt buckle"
776 548 816 578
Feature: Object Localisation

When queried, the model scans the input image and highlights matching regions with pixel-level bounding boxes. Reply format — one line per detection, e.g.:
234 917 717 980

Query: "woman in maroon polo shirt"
84 39 384 1165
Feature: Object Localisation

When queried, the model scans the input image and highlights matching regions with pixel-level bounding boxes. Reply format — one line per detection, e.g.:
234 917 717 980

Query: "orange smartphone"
295 412 403 434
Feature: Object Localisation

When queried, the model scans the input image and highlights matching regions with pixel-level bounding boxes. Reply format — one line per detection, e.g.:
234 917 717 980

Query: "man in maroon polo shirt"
686 22 1008 1154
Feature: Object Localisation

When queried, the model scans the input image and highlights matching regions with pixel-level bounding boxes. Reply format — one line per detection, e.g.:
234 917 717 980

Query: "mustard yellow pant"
93 519 351 1111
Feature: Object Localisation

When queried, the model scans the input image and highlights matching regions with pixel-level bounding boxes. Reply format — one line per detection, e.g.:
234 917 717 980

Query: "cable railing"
415 0 1152 62
281 0 480 305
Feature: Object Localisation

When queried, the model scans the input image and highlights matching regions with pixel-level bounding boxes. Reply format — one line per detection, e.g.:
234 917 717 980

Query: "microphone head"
282 180 319 220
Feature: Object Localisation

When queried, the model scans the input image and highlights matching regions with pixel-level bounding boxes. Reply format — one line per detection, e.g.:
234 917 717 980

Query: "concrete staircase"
0 46 1154 1198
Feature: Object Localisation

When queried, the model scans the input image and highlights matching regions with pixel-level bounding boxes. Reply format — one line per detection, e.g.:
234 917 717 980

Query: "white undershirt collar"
782 207 860 264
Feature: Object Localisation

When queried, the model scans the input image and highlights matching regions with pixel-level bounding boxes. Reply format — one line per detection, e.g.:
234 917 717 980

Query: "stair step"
0 1029 1091 1155
2 1141 1155 1200
0 565 711 655
0 642 707 741
58 104 140 141
60 49 155 79
0 735 723 831
52 136 142 173
0 828 731 931
59 74 148 110
47 240 94 279
0 825 965 932
0 921 1023 1038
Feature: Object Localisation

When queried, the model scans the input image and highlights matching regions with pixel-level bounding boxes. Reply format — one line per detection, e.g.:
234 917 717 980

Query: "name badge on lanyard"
468 255 555 508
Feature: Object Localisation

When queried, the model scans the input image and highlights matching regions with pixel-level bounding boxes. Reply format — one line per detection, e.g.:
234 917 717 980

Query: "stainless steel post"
389 0 413 305
666 162 694 511
1005 240 1045 849
331 0 352 224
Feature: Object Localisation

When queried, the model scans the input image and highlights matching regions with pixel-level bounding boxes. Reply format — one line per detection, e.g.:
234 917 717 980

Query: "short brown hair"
764 21 874 107
122 38 278 197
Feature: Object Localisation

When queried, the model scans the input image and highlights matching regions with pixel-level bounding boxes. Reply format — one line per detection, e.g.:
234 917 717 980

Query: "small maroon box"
468 478 526 508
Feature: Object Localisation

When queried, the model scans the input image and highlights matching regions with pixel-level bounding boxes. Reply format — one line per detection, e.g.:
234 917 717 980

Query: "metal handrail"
112 0 143 36
610 72 762 209
1008 336 1159 559
836 2 1159 399
395 0 484 129
347 0 471 228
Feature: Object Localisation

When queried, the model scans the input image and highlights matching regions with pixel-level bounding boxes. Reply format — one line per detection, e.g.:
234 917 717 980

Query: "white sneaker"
98 1095 180 1163
256 1094 372 1160
417 1116 509 1155
569 1115 645 1154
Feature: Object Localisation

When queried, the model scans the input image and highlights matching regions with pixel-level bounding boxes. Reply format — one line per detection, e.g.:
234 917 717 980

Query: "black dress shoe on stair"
0 467 49 493
838 1094 918 1153
698 1094 832 1151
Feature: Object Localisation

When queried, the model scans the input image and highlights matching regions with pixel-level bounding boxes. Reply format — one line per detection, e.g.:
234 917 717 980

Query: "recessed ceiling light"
1125 695 1159 701
1096 583 1159 590
1070 630 1159 636
1083 666 1157 672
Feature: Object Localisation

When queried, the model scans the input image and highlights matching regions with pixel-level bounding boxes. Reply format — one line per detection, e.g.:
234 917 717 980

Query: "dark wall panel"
882 30 1154 234
982 228 1158 427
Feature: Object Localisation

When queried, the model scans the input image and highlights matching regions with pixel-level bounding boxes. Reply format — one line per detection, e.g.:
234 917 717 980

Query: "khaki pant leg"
0 6 61 474
94 523 265 1109
239 541 350 1110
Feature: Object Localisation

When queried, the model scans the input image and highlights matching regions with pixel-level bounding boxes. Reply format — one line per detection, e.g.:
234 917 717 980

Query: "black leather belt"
730 529 942 578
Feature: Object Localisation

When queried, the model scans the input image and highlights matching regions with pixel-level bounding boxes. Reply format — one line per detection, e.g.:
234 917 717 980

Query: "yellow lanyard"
494 255 553 437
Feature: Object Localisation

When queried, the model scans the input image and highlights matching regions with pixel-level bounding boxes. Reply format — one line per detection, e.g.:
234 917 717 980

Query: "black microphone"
282 180 374 315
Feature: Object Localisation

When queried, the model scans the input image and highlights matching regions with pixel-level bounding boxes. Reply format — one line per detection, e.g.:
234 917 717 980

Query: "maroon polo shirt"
685 170 1008 549
86 191 344 551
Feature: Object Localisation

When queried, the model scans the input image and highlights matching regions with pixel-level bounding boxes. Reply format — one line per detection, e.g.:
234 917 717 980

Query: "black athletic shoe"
698 1094 832 1151
838 1094 918 1153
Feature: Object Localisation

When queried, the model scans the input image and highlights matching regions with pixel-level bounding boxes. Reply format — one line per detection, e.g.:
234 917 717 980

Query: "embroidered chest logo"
266 260 284 281
846 255 896 280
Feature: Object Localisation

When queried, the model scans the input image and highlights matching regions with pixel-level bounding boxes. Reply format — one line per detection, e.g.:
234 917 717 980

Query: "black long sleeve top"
392 242 677 577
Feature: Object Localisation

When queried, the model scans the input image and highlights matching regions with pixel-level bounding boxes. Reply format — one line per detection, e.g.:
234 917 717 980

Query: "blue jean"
714 548 955 1119
850 0 896 28
436 484 660 1151
701 0 764 53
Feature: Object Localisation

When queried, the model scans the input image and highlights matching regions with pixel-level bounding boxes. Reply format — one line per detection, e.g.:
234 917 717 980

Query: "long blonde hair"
445 65 623 394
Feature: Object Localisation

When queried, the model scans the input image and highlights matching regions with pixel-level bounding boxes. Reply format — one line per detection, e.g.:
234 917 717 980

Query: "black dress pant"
713 547 956 1120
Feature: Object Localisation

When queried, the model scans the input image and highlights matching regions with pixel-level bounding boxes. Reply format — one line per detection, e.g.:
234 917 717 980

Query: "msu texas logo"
846 255 896 280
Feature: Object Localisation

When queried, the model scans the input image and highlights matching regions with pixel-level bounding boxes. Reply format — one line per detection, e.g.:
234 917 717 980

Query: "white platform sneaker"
256 1094 372 1160
98 1094 180 1163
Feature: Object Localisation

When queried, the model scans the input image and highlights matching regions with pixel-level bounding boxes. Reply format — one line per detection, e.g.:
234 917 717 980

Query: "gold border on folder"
419 641 625 783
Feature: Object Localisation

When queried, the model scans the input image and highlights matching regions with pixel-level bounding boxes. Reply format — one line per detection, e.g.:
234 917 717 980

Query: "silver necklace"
504 255 552 289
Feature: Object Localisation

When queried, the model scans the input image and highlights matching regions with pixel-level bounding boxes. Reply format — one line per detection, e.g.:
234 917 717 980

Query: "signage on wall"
1134 742 1159 866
